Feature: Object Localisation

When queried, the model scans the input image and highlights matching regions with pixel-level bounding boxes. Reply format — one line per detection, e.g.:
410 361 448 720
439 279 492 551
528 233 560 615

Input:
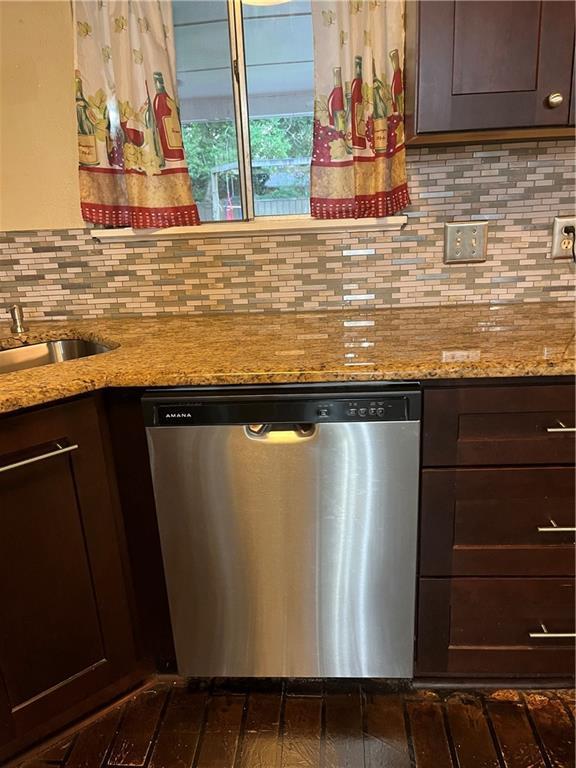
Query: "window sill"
91 214 407 242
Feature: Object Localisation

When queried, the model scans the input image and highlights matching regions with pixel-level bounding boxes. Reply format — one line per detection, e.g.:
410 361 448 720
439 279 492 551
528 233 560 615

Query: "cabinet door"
416 0 575 132
0 398 137 749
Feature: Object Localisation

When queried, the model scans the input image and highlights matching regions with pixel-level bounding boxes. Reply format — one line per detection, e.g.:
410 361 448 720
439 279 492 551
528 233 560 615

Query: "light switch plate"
550 216 576 259
444 221 488 264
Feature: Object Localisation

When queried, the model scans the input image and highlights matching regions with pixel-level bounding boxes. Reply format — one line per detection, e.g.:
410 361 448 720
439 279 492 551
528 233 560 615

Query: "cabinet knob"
546 92 564 108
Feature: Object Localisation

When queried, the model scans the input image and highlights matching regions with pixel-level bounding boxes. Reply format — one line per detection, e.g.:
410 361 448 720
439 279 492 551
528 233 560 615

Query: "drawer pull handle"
0 442 79 474
537 519 576 533
529 623 576 639
546 420 576 433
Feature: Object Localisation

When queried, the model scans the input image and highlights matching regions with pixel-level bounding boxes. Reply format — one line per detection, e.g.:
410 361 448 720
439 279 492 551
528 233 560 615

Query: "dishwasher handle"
245 423 316 440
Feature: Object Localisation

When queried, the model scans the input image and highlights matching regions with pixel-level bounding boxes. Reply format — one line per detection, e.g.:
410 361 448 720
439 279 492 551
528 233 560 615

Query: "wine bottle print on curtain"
372 59 388 155
328 67 346 133
310 0 410 219
153 72 185 161
75 71 99 167
145 79 165 169
350 55 367 150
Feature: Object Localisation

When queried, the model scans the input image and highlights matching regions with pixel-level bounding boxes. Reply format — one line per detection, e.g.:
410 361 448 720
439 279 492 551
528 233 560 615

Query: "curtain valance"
74 0 199 228
310 0 410 219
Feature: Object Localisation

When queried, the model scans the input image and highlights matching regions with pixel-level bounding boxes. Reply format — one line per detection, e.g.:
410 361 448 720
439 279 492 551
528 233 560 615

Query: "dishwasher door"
146 419 419 678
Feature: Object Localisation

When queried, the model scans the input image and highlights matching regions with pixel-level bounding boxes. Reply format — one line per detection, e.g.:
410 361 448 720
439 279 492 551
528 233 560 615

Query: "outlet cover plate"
551 216 576 259
444 221 488 264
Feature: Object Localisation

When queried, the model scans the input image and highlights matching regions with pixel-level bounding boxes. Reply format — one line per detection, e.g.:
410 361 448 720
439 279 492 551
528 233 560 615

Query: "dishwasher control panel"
144 389 421 426
317 398 408 421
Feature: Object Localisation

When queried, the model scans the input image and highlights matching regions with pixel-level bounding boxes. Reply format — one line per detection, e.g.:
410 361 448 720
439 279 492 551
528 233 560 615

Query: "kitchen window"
174 0 314 222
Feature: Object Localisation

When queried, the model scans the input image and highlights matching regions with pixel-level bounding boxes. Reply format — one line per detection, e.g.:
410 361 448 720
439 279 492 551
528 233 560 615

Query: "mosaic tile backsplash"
1 140 574 319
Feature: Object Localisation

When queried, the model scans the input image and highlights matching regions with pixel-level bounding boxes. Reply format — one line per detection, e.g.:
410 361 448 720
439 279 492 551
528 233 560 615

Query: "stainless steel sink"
0 339 111 374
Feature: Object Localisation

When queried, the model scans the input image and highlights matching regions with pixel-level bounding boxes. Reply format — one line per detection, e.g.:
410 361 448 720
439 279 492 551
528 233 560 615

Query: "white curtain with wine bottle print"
73 0 199 228
310 0 410 219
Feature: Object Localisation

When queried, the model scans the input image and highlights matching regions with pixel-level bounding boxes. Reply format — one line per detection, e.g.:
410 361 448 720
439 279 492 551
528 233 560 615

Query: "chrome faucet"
8 304 28 334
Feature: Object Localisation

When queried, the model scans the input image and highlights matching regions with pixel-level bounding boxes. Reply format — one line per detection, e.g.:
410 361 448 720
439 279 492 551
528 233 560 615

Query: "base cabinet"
417 381 576 679
0 379 573 761
0 397 140 760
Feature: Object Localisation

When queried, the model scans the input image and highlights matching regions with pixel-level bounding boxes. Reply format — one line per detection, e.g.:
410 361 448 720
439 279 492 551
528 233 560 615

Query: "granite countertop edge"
0 303 574 416
0 365 574 417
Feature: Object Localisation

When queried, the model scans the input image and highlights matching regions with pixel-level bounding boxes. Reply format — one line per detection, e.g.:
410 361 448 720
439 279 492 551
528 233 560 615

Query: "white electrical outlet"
444 221 488 263
550 216 576 259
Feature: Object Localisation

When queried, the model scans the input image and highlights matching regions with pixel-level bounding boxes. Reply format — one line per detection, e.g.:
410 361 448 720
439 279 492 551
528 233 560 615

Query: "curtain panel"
73 0 199 228
310 0 410 219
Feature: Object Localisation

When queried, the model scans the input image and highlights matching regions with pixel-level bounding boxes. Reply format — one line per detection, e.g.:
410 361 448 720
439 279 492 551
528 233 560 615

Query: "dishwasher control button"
317 407 330 418
347 408 357 416
358 407 367 417
369 407 377 416
377 407 385 417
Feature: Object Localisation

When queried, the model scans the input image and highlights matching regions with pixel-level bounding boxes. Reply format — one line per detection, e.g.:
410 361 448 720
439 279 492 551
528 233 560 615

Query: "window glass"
173 0 314 220
174 0 243 221
243 0 314 216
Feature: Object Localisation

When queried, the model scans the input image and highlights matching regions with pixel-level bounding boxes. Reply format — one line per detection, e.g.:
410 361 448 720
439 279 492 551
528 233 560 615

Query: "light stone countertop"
0 301 574 415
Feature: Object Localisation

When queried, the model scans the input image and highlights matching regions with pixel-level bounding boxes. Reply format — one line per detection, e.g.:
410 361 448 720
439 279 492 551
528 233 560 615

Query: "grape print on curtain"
311 0 410 219
74 1 199 228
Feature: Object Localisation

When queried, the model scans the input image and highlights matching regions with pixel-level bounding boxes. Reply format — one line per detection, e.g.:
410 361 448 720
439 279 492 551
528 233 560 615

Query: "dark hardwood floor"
14 680 575 768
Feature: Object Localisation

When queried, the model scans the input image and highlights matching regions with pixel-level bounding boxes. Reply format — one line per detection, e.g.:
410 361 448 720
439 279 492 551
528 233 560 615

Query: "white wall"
0 1 83 231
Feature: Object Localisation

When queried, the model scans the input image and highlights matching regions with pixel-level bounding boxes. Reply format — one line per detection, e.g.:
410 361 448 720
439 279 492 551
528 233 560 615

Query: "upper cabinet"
405 0 576 144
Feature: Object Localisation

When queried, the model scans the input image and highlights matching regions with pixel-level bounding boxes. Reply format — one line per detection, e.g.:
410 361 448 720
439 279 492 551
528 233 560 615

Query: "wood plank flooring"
17 682 575 768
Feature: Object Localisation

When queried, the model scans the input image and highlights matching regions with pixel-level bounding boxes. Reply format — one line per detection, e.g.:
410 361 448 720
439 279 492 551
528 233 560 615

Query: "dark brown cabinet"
418 578 576 677
420 467 575 577
416 381 576 679
406 0 576 144
422 383 576 466
0 397 141 761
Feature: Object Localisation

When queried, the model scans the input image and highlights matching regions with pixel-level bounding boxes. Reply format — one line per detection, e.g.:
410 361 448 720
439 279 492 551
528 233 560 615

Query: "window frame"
227 0 254 221
178 0 314 225
93 0 407 239
204 0 315 224
91 214 407 242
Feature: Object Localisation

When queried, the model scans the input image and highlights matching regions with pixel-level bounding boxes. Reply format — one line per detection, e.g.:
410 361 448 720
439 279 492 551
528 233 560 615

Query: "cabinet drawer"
420 467 575 576
417 577 575 678
423 384 575 466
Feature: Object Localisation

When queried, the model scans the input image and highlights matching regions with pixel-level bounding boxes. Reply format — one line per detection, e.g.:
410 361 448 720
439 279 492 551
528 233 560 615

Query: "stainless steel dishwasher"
143 385 421 678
